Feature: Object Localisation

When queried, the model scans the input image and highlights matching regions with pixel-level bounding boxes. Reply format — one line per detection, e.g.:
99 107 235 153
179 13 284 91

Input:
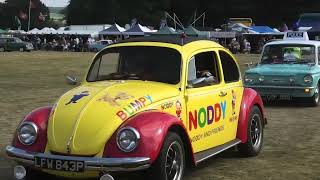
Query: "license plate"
34 157 85 172
279 95 291 100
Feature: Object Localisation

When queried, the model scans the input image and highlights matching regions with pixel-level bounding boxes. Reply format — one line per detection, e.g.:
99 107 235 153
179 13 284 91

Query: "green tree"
0 0 50 30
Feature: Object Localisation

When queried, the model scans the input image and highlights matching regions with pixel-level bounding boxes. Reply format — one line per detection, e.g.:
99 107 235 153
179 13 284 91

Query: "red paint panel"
12 106 52 153
237 88 266 143
104 111 194 164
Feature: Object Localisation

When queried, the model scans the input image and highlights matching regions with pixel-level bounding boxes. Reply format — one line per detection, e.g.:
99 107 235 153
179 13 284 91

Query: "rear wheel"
238 106 263 157
0 47 4 52
149 132 185 180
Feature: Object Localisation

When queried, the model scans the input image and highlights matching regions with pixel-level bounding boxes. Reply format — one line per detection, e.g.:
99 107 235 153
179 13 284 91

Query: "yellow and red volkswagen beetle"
6 36 267 180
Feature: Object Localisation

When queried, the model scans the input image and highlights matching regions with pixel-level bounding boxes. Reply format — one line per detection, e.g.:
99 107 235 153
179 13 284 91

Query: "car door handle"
219 91 228 97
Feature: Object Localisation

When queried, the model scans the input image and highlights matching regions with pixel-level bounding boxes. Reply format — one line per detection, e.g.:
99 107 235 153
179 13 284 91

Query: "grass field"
0 52 319 180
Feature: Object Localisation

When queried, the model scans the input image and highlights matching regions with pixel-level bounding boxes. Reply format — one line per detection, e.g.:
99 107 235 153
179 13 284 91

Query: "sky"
40 0 69 7
0 0 69 7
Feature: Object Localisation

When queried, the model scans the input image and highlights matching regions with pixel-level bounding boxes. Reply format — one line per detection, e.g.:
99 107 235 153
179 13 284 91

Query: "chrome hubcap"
165 141 183 180
251 114 262 149
314 86 319 103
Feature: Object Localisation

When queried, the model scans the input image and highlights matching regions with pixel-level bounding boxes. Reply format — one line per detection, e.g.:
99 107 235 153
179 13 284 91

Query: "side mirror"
66 76 79 85
244 62 254 69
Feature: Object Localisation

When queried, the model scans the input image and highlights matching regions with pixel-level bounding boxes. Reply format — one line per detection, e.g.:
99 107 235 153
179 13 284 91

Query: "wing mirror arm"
244 62 254 69
66 75 79 85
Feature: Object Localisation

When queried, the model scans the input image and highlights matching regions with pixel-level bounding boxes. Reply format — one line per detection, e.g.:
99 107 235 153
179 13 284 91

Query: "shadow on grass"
263 99 315 108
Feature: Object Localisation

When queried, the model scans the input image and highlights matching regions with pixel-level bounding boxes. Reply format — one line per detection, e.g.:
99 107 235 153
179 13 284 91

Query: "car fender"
104 110 195 164
12 106 52 153
237 88 266 143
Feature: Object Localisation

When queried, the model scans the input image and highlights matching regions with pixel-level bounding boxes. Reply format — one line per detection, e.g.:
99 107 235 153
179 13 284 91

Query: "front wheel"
19 47 24 52
149 132 185 180
306 85 319 107
238 106 264 157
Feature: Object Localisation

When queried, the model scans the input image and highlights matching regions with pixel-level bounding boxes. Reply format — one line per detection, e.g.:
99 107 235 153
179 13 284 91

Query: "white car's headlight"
116 127 140 152
18 122 38 145
304 75 313 84
244 76 253 83
258 76 265 82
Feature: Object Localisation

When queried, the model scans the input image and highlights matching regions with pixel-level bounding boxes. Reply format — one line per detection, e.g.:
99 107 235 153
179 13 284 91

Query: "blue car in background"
244 32 320 106
89 40 113 52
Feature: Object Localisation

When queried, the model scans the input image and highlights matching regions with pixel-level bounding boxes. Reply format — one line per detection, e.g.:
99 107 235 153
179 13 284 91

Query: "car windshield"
87 46 181 84
14 38 22 42
261 44 315 64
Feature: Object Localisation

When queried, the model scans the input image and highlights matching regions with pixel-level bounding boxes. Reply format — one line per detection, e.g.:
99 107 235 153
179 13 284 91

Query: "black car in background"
0 37 34 52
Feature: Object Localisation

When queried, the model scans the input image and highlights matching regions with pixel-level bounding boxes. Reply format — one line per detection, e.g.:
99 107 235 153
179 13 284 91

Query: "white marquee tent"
99 23 126 35
122 24 156 36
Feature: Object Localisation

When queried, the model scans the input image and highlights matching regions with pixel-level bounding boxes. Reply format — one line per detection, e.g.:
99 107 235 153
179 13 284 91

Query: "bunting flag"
38 12 47 22
19 11 28 20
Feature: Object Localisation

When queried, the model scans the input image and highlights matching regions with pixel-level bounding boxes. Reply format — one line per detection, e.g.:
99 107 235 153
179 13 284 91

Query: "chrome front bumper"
246 85 314 89
6 145 151 172
246 85 315 97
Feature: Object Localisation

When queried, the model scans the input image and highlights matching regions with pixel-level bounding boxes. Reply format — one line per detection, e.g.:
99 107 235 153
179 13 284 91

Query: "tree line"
0 0 50 30
1 0 320 30
65 0 320 28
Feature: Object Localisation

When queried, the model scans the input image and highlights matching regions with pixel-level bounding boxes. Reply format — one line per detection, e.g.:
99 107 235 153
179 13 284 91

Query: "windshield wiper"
293 61 314 64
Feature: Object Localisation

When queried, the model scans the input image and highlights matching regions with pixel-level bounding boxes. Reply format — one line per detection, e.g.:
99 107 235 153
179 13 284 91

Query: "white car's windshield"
87 46 181 84
261 44 315 64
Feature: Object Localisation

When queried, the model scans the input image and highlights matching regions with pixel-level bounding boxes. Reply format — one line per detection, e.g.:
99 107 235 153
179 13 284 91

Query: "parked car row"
0 37 34 52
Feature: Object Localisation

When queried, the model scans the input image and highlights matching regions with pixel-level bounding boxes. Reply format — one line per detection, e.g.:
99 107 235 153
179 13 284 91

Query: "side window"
187 51 220 88
87 53 120 81
219 51 240 83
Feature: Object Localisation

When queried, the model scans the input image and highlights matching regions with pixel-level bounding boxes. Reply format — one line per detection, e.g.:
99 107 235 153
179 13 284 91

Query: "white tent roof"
99 23 126 35
123 24 155 36
36 27 58 34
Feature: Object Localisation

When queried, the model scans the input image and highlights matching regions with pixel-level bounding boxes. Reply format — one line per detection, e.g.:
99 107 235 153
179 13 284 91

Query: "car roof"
266 40 320 46
116 36 222 47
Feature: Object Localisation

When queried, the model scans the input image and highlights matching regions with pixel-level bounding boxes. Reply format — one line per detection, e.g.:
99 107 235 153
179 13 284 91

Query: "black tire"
238 106 264 157
306 84 319 107
149 132 185 180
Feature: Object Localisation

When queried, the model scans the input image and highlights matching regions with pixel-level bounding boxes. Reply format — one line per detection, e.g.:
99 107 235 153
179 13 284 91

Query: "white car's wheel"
19 47 24 52
307 84 320 107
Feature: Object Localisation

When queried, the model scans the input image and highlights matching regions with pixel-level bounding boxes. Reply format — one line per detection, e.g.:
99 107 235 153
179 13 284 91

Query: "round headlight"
244 76 253 83
304 75 313 84
258 76 265 82
116 127 140 152
18 122 38 145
